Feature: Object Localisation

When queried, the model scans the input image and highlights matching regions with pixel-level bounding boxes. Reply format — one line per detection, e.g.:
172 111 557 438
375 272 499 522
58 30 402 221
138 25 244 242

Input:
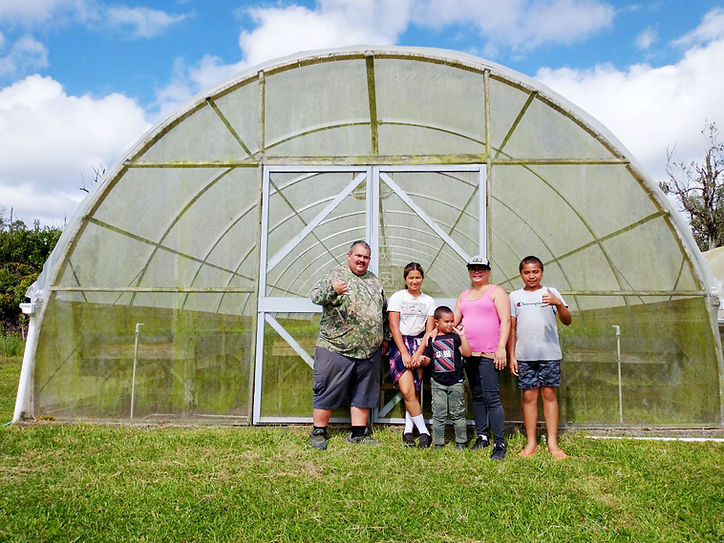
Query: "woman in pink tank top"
454 255 511 460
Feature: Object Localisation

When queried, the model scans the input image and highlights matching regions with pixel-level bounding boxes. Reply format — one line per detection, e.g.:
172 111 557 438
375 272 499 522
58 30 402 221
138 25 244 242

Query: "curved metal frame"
15 46 723 425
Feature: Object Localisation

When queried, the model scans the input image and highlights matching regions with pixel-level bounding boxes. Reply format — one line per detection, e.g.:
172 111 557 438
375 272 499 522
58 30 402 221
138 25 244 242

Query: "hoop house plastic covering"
15 47 724 426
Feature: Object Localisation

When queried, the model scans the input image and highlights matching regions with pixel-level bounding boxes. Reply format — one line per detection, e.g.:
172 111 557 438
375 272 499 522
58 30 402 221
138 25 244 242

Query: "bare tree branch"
659 121 724 251
80 164 107 193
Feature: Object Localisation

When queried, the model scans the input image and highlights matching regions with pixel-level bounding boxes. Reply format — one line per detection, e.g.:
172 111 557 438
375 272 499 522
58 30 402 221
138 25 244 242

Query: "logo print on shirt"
433 337 456 373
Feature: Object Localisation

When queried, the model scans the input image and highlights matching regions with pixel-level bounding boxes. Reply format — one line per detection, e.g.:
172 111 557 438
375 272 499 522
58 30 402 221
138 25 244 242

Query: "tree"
659 121 724 251
0 210 62 333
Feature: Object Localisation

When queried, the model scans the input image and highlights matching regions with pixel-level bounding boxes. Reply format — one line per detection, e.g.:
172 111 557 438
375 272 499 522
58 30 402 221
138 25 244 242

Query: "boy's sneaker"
456 442 467 450
309 428 328 450
471 435 490 449
402 432 416 447
346 431 378 445
417 433 432 448
490 442 506 461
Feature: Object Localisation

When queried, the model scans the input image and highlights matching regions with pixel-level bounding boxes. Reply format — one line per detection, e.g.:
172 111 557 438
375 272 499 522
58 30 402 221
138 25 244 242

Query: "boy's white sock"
411 413 429 435
404 411 414 433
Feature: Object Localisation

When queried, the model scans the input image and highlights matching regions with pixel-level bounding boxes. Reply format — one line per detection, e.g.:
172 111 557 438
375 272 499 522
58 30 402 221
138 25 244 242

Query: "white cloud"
188 54 245 91
151 55 243 119
413 0 614 52
5 0 720 230
672 7 724 47
0 34 48 77
635 27 657 50
152 0 612 117
106 6 188 39
536 36 724 183
0 75 150 226
152 0 414 116
0 1 186 38
238 0 413 67
0 0 93 27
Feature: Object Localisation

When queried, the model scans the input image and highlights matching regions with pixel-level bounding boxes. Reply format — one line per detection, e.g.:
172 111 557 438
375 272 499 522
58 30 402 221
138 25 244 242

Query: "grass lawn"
1 355 723 542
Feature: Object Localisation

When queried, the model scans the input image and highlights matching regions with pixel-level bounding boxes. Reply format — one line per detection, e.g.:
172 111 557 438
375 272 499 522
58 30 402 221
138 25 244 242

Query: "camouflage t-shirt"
311 264 388 359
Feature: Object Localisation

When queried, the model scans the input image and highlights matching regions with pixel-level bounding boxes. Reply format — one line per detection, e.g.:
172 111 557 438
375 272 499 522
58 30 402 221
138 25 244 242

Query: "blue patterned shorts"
517 360 561 389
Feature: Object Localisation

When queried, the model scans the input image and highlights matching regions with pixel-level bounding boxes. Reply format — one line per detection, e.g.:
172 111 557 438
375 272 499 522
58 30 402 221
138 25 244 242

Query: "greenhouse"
13 46 724 427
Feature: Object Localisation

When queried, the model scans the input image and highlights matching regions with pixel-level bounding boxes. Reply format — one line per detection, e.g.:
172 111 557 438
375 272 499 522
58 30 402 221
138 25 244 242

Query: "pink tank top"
459 286 500 352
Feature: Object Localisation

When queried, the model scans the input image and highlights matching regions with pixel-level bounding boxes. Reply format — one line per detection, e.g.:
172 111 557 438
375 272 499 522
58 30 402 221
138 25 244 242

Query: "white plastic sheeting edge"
586 435 724 442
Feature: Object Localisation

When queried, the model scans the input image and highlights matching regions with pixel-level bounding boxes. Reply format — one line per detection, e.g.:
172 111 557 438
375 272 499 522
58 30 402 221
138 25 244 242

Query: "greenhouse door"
253 165 486 424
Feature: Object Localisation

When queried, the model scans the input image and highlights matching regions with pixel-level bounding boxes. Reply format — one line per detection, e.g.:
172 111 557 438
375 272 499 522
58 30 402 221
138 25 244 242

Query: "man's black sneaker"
402 432 416 447
456 442 467 450
309 428 328 450
418 433 432 448
346 430 378 445
471 435 490 449
490 443 506 461
434 444 444 450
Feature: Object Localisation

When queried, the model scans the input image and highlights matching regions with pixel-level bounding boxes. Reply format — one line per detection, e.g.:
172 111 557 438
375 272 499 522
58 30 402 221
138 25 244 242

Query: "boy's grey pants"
431 380 467 445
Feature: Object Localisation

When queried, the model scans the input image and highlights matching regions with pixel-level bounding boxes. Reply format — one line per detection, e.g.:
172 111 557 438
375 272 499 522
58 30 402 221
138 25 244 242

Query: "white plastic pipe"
587 435 724 442
13 304 39 423
612 324 623 424
129 322 144 420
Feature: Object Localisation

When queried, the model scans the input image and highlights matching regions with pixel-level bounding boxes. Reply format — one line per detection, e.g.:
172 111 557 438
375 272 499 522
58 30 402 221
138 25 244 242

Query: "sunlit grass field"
1 354 723 542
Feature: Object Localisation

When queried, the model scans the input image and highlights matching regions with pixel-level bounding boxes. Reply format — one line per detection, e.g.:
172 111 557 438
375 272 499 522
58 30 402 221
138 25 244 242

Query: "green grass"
1 355 723 542
0 355 20 424
0 334 24 357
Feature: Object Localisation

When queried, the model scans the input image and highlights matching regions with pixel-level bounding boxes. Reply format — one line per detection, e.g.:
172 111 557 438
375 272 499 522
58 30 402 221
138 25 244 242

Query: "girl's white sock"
404 411 414 433
412 413 429 435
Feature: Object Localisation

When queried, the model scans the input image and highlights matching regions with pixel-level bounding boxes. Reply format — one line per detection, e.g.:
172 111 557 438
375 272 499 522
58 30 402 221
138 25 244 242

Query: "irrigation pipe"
130 322 144 420
612 324 623 423
586 435 724 443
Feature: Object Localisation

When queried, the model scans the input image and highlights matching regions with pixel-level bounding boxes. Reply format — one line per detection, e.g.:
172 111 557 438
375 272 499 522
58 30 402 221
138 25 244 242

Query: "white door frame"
252 164 486 424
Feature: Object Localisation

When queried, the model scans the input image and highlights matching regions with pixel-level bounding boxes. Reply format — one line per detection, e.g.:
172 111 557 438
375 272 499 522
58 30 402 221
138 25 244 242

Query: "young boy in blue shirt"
508 256 572 459
423 306 472 450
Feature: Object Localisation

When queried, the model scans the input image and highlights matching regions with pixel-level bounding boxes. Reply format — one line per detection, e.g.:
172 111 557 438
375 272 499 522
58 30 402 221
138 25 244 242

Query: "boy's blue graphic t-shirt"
424 333 465 386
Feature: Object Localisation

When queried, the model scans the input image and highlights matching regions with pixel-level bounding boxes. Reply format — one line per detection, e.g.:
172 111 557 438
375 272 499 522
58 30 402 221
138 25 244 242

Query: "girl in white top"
388 262 436 447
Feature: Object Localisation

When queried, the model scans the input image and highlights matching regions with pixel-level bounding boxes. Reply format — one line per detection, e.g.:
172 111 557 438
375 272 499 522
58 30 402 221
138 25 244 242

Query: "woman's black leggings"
464 356 505 444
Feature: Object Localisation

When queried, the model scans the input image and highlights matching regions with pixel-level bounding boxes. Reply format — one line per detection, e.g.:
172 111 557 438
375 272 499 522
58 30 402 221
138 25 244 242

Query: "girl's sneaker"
417 433 432 448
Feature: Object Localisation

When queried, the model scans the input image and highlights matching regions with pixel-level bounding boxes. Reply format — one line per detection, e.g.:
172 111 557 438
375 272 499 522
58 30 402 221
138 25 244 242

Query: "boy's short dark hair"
434 305 454 320
519 255 544 272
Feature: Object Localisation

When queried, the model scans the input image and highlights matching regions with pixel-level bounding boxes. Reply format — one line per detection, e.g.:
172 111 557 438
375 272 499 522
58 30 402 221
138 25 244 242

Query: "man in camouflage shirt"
309 240 388 449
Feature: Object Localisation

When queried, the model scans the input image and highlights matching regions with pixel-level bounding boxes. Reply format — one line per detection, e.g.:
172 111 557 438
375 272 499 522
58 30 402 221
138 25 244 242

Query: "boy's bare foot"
517 444 540 457
549 448 569 460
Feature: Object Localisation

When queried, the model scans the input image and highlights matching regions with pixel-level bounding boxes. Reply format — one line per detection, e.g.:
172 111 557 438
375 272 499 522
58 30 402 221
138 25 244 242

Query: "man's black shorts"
312 346 381 409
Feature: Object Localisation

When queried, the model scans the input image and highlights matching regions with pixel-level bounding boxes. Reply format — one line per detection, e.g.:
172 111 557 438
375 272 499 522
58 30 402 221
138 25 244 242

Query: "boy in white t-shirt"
508 256 572 459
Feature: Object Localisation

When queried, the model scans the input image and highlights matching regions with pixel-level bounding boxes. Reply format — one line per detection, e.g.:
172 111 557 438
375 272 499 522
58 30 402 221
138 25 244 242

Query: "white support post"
613 324 623 424
367 166 379 275
479 166 487 257
130 322 144 420
252 167 272 425
13 302 39 423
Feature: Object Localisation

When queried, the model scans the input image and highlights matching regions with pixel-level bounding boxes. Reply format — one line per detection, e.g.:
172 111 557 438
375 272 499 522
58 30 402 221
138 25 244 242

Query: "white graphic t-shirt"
387 289 436 336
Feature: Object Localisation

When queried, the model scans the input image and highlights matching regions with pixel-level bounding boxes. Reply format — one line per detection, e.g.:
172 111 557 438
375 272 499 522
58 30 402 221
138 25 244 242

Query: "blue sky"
2 0 724 226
